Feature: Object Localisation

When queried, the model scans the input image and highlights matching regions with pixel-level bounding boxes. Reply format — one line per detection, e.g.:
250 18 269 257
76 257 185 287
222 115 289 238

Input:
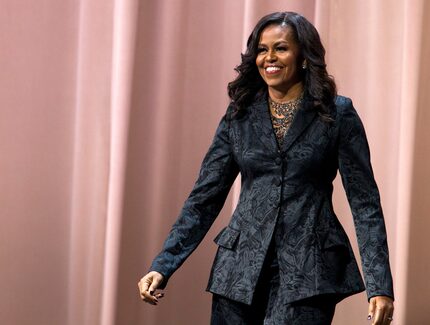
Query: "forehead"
258 24 295 44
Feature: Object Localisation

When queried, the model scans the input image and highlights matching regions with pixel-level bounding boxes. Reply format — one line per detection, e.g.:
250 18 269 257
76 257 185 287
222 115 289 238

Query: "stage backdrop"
1 0 429 324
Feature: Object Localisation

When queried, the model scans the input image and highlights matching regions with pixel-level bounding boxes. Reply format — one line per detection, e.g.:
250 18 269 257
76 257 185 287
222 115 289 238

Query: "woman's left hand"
368 295 394 324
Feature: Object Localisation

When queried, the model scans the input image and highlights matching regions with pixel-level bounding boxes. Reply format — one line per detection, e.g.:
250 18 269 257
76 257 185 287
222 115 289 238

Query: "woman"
138 12 394 325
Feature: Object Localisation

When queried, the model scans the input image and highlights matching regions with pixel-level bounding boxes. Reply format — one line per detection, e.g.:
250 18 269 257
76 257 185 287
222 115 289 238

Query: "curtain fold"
68 1 113 324
395 1 423 323
100 1 138 325
403 0 430 322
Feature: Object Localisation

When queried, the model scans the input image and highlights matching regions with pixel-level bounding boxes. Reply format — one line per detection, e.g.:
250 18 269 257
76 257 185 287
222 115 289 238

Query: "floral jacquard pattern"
149 96 394 306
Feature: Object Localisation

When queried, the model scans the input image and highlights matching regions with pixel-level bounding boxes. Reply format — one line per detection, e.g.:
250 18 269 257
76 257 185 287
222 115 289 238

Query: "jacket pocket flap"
214 226 240 249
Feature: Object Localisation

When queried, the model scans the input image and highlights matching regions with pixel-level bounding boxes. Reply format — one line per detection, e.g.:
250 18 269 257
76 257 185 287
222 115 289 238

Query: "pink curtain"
1 1 429 324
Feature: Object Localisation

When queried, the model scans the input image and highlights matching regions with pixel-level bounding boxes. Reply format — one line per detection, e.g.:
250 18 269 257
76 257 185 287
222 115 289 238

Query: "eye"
257 47 267 54
276 46 287 52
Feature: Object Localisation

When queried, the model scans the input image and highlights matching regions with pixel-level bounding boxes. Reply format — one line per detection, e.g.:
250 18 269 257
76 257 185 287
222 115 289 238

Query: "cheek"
284 59 298 74
255 56 263 68
256 60 265 76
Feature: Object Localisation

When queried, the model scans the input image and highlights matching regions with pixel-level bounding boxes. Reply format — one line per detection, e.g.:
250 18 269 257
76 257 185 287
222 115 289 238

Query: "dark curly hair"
228 12 336 118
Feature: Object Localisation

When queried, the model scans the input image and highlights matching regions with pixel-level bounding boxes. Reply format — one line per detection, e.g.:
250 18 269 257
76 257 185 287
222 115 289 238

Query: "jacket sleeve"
148 106 239 289
337 98 394 301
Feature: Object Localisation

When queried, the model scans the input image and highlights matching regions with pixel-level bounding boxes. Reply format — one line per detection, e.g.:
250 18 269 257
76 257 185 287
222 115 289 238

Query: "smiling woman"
138 11 394 325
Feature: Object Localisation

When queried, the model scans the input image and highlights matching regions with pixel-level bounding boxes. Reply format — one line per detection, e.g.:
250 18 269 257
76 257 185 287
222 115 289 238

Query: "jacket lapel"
250 98 279 153
282 103 318 152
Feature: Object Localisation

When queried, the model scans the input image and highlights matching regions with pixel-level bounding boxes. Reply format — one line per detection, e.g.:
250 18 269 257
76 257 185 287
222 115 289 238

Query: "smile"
265 66 282 74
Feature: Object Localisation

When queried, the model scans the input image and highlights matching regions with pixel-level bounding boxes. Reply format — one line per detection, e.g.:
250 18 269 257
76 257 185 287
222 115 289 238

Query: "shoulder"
334 95 366 137
334 95 360 121
335 95 354 113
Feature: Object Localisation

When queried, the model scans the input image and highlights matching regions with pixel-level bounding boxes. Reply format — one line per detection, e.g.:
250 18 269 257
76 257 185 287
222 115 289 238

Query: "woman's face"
256 24 303 95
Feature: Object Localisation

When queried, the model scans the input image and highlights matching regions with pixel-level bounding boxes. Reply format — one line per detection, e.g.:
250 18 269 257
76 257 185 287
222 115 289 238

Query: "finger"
155 292 165 299
141 290 159 304
148 275 162 294
368 298 376 321
384 307 394 324
140 284 158 301
372 307 384 325
138 279 159 304
146 298 158 305
376 302 394 325
138 277 150 293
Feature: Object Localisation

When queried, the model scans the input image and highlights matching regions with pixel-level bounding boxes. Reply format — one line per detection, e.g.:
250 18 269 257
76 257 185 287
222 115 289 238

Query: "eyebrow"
257 40 289 47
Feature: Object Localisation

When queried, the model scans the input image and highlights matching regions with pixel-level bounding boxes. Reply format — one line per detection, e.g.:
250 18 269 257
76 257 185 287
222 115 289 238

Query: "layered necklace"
269 93 303 147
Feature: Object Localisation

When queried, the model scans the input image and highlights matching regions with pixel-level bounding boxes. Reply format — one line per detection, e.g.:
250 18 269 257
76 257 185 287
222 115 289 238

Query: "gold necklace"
268 94 303 118
268 94 303 146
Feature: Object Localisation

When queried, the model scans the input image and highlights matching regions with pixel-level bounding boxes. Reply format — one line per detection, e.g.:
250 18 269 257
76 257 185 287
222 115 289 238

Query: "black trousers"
210 239 337 325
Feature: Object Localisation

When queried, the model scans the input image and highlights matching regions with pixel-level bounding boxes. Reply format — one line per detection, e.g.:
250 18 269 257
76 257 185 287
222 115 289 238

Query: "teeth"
266 66 281 72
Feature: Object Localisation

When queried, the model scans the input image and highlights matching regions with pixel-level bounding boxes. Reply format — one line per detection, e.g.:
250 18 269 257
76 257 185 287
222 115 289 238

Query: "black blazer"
149 95 394 305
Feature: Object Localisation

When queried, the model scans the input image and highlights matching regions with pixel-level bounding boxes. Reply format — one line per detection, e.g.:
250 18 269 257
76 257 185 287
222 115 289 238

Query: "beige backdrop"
1 0 429 324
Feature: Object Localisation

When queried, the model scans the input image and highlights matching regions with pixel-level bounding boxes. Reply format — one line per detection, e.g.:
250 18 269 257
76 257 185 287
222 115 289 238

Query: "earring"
302 63 307 69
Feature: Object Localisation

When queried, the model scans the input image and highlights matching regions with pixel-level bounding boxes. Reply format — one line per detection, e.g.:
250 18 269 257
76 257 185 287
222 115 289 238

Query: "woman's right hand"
138 271 165 305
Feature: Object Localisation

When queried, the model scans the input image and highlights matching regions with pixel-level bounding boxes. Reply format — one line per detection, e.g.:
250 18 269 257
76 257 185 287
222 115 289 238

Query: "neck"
268 82 304 103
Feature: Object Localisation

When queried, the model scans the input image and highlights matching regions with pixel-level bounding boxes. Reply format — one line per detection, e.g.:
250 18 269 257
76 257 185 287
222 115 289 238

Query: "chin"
266 82 288 90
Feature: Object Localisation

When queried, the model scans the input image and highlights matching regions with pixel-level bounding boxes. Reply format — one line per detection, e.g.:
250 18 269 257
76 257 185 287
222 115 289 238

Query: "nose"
265 49 277 62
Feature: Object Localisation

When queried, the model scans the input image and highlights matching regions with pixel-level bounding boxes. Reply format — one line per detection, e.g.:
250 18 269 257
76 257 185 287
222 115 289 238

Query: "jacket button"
275 157 282 165
274 179 282 187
